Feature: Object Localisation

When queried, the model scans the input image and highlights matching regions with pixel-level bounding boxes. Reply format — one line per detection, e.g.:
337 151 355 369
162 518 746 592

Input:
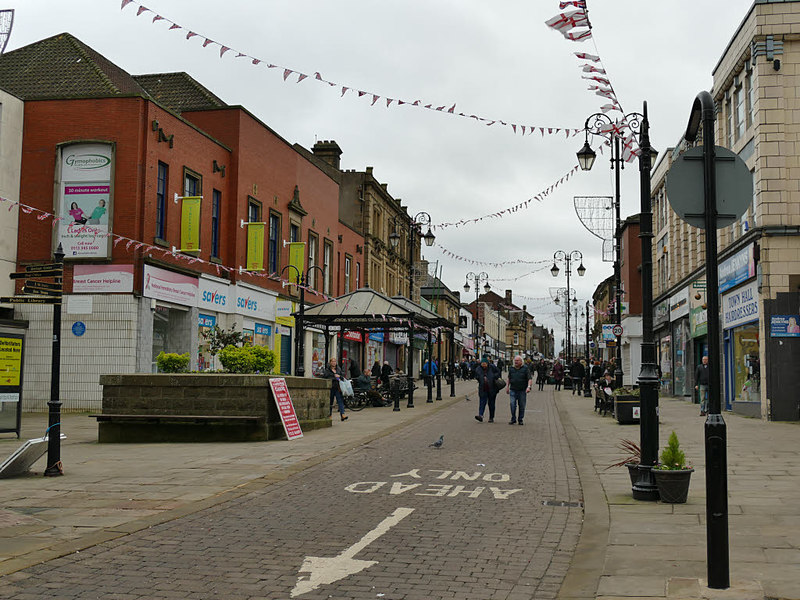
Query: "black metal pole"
688 91 729 589
407 318 415 408
449 328 456 397
295 280 305 377
426 329 433 403
613 136 624 389
44 244 64 477
584 301 592 397
633 101 660 501
408 223 415 302
436 328 443 400
565 255 571 366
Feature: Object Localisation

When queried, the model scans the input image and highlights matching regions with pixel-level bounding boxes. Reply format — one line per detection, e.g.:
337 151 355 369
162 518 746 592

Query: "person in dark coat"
552 360 565 391
380 361 393 389
371 360 382 378
322 358 348 421
536 360 548 391
349 358 361 380
571 359 586 395
474 356 501 423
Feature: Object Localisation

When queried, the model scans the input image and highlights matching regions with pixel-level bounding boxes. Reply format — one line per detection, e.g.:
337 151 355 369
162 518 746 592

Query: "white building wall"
0 89 23 300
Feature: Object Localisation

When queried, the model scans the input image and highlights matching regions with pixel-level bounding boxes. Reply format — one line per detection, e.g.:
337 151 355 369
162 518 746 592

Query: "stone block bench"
94 374 331 443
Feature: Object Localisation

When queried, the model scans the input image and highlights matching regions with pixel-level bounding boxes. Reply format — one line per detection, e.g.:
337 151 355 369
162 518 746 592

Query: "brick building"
0 33 350 410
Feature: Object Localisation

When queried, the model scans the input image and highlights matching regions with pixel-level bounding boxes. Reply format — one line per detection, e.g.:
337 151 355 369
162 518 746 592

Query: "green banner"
288 242 305 284
179 196 202 252
246 222 265 271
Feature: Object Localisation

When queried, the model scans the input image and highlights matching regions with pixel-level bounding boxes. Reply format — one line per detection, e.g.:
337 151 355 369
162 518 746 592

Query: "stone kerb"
97 374 330 442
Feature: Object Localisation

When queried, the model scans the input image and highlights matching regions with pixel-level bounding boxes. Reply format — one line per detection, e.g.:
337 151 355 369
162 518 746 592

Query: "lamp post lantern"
551 250 585 368
464 272 489 360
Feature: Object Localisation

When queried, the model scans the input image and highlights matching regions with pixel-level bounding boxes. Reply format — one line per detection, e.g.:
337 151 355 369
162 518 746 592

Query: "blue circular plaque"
72 321 86 337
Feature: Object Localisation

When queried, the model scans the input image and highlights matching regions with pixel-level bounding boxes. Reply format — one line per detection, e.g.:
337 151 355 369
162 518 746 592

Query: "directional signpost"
1 245 65 475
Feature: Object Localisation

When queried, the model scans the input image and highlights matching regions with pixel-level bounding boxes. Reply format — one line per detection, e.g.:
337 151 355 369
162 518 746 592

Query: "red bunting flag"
136 6 148 16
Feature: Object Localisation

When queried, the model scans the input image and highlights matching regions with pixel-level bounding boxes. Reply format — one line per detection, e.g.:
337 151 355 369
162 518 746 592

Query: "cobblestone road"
2 388 583 599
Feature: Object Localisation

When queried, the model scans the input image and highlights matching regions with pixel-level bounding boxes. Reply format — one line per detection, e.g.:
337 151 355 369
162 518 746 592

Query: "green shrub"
218 344 276 374
156 351 190 373
657 431 688 470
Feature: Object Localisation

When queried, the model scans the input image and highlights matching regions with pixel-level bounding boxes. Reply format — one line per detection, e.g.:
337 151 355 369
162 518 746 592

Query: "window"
735 79 745 140
156 162 168 240
355 262 360 289
183 169 201 197
745 68 755 128
344 256 352 293
323 240 333 295
268 212 280 274
211 189 221 258
308 232 318 289
289 222 300 243
248 198 261 223
726 94 734 148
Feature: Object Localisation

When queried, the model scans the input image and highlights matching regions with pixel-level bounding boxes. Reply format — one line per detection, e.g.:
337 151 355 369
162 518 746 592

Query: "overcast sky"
5 0 757 343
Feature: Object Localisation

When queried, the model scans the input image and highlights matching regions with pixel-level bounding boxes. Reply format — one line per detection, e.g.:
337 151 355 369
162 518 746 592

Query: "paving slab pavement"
555 389 800 600
0 381 472 576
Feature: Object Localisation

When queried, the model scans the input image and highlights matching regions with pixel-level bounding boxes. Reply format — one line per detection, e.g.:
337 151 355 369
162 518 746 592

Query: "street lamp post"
551 250 586 367
583 300 592 397
282 264 326 377
389 211 435 302
464 272 490 360
578 113 641 388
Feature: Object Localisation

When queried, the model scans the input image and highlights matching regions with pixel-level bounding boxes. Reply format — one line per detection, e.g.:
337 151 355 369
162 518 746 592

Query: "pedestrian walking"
506 355 532 425
695 355 710 416
474 356 501 423
380 360 393 389
323 358 348 421
536 359 548 391
552 360 565 391
571 359 586 395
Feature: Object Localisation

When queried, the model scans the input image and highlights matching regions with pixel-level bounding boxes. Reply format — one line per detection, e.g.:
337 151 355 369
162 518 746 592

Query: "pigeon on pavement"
429 435 444 449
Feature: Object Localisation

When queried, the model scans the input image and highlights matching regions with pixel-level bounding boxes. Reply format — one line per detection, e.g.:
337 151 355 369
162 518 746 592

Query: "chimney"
312 140 342 170
505 289 512 304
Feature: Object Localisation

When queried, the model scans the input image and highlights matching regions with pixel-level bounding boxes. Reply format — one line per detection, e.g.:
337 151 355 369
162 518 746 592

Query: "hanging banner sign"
143 264 198 307
268 378 303 441
602 324 615 341
718 244 755 294
179 196 202 252
246 222 266 271
288 242 305 284
721 279 759 330
73 264 134 293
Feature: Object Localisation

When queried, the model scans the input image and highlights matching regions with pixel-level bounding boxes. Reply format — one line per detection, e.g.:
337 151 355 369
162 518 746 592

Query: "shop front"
275 300 295 375
143 264 199 372
234 282 278 362
669 287 690 398
388 331 408 372
198 276 233 371
653 297 671 394
722 278 760 411
367 332 384 370
689 277 708 401
339 330 363 375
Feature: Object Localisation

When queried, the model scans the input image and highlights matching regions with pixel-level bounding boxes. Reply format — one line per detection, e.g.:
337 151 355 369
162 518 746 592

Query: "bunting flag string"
431 164 579 231
435 246 551 269
119 0 582 139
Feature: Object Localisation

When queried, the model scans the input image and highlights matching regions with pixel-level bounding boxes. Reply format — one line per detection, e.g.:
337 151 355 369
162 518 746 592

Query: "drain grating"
542 499 583 508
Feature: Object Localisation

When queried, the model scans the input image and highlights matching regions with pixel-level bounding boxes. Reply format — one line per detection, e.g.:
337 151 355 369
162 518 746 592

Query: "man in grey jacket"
506 355 532 425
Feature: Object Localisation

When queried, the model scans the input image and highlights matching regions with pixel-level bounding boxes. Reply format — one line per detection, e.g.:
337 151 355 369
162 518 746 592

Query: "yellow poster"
180 196 202 252
276 301 296 327
0 336 23 387
288 242 306 284
246 222 266 271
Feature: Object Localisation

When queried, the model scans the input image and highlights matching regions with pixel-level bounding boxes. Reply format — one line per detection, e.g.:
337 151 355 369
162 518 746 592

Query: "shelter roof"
298 288 441 329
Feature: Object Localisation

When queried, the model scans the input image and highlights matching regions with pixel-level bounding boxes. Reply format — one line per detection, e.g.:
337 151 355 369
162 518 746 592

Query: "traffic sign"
0 296 61 304
22 286 62 297
22 280 61 292
9 270 62 279
612 324 624 337
25 263 63 273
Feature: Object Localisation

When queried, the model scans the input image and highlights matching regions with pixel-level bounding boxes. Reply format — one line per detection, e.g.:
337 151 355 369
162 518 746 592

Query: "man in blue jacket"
474 356 501 423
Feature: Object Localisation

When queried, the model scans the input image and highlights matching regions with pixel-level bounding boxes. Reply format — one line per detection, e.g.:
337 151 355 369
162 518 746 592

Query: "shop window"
242 328 254 345
254 323 272 347
156 162 168 241
308 232 318 289
211 189 221 258
183 168 201 197
733 323 760 403
323 239 333 295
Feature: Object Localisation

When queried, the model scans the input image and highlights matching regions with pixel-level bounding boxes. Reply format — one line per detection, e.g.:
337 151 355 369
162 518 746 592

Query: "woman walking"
552 360 565 391
323 358 349 421
536 359 548 391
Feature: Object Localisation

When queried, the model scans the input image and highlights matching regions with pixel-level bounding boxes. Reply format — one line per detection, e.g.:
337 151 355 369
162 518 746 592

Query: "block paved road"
2 388 582 600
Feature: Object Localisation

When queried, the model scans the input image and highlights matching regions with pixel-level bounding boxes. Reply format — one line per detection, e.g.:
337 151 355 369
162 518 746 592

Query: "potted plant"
652 431 694 503
612 386 640 424
604 438 642 485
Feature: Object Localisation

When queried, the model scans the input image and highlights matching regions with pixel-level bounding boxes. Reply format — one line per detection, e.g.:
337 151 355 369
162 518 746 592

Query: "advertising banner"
72 264 133 293
0 333 23 436
602 324 615 341
669 287 690 321
654 298 670 327
689 278 708 338
770 315 800 337
57 142 113 258
198 314 216 328
722 279 759 330
268 378 303 440
276 300 295 327
246 222 265 271
179 196 202 252
288 242 305 284
718 244 756 294
143 264 198 307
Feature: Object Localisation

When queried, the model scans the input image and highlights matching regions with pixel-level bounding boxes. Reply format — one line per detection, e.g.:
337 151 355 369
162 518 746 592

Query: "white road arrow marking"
290 507 414 598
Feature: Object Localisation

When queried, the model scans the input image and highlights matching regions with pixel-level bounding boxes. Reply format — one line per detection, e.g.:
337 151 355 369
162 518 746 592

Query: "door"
280 333 292 374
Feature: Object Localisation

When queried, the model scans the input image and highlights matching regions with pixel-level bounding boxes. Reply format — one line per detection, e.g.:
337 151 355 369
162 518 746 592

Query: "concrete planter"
97 374 331 442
